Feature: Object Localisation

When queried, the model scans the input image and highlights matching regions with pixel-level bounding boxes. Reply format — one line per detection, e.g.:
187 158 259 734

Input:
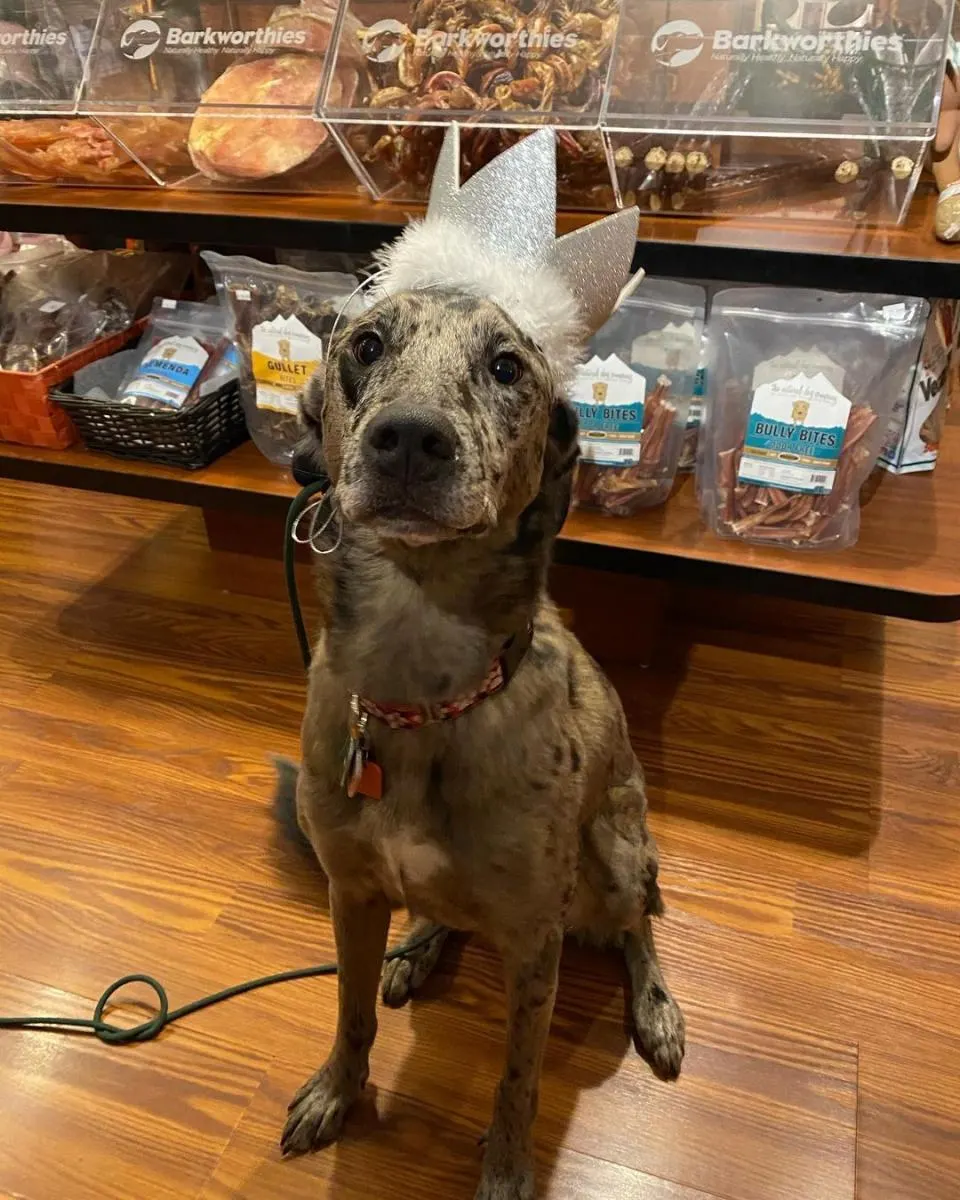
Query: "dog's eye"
353 332 384 367
490 353 522 386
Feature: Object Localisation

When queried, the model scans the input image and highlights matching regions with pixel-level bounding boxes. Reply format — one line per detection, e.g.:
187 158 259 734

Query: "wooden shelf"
0 182 958 295
2 432 958 621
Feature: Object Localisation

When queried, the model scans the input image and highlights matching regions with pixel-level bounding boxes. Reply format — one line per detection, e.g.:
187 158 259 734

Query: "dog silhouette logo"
651 20 704 68
791 399 810 425
121 18 163 59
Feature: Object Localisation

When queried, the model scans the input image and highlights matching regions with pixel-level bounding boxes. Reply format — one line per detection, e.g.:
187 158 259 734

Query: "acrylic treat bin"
76 0 369 196
602 0 951 223
0 0 159 185
317 0 620 208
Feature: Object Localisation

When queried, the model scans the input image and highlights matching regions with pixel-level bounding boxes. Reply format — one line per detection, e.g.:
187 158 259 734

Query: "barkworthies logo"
651 20 705 68
120 18 162 59
120 18 308 58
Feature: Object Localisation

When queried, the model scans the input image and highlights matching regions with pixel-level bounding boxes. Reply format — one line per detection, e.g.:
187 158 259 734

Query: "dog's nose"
363 408 457 483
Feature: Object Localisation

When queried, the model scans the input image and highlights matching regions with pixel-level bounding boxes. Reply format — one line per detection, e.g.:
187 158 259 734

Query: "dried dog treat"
0 249 189 371
0 117 153 184
347 0 619 207
188 54 358 182
698 288 928 550
571 279 705 515
203 252 361 465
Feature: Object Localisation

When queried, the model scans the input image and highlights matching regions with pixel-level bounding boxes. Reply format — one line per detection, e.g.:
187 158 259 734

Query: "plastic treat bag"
0 249 188 371
678 334 708 472
117 299 231 410
203 252 360 465
698 289 928 550
879 299 958 474
571 279 706 514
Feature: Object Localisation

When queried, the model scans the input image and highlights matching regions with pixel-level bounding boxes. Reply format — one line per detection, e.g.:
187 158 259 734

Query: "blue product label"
571 353 646 466
122 334 209 409
738 371 851 494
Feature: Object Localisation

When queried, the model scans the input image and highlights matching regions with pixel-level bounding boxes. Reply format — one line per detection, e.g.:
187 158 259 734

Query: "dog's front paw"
632 983 685 1082
281 1066 359 1156
474 1168 535 1200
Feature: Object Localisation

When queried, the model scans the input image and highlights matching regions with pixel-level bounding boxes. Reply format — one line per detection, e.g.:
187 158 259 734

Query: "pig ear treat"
373 124 642 381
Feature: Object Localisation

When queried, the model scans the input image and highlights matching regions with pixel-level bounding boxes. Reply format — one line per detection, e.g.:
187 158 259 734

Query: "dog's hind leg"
282 886 391 1155
381 916 450 1007
624 914 685 1082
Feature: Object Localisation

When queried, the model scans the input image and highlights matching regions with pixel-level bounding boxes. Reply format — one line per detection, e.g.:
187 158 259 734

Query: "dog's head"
301 288 578 546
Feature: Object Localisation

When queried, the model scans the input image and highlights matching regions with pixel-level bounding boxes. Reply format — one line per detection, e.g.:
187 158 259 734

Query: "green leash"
0 481 431 1046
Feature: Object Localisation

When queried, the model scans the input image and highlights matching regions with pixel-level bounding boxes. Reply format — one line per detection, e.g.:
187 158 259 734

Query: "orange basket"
0 320 146 449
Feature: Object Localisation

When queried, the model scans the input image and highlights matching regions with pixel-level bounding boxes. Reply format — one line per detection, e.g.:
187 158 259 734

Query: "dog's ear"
510 398 580 554
543 397 580 485
292 368 329 485
299 367 324 442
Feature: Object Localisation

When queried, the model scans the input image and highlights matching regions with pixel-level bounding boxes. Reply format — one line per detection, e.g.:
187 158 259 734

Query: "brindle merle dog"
280 287 685 1200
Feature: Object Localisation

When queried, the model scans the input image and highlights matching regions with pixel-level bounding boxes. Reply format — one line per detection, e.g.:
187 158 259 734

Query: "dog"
282 287 685 1199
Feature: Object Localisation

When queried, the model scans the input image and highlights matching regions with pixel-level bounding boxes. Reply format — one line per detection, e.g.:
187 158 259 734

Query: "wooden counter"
2 432 957 621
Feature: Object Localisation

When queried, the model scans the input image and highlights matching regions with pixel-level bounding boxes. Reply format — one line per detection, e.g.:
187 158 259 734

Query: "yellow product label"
251 313 323 414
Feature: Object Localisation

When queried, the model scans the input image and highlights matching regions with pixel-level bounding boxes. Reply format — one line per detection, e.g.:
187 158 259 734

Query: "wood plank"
0 181 956 295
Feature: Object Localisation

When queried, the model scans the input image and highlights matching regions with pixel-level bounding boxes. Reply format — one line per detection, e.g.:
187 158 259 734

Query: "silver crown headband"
373 125 643 380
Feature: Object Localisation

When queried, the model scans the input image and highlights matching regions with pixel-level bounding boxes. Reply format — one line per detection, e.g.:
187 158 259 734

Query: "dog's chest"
372 826 484 929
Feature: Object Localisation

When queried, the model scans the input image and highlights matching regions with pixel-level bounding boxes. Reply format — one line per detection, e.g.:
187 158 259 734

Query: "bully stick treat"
573 375 677 513
571 281 705 514
698 288 928 551
347 0 619 206
713 399 878 545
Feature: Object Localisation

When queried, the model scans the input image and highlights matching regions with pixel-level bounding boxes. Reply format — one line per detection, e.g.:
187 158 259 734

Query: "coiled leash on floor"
0 468 435 1047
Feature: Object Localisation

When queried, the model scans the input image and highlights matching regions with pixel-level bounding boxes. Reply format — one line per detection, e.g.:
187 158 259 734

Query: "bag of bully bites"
698 288 928 551
879 299 958 474
571 278 706 514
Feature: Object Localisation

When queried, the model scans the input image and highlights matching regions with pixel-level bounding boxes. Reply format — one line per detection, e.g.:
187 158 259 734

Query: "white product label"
571 353 646 465
121 335 210 409
738 371 852 494
631 320 697 372
251 314 322 414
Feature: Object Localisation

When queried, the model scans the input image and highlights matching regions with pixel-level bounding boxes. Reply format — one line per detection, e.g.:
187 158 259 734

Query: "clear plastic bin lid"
0 0 99 113
80 0 342 117
604 0 953 139
317 0 620 128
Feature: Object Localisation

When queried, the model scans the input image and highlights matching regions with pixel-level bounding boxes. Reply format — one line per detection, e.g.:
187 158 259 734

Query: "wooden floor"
0 477 958 1200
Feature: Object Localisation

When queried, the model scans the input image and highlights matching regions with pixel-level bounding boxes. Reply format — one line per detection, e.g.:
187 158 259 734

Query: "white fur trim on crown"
373 217 585 381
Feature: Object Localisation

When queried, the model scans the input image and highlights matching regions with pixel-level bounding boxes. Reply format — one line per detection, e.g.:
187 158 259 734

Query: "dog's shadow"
322 932 629 1198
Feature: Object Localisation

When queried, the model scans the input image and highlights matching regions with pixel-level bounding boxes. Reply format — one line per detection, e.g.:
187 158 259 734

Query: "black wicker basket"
53 380 248 471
